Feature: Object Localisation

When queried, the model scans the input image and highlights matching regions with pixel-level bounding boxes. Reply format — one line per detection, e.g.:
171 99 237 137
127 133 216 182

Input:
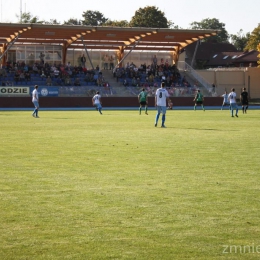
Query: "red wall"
0 97 222 108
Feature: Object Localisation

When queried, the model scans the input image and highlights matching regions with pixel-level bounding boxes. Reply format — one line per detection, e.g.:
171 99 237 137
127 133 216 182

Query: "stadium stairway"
101 69 133 96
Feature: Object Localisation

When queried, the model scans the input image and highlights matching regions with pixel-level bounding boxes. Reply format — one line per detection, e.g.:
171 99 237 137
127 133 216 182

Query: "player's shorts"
140 101 147 106
195 101 203 105
241 101 248 106
223 102 230 105
230 103 238 110
94 103 102 110
156 106 167 114
32 101 39 108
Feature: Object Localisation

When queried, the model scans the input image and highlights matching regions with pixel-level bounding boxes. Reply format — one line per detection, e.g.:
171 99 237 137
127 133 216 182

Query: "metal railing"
178 61 216 96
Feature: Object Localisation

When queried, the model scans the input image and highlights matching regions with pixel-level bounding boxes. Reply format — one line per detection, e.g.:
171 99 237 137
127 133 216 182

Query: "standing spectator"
103 54 109 70
152 55 157 67
240 87 249 114
212 83 216 93
193 89 205 111
138 88 148 115
81 54 86 68
154 82 170 128
92 91 103 114
39 52 45 64
221 91 229 110
228 88 238 117
32 85 40 118
109 55 114 70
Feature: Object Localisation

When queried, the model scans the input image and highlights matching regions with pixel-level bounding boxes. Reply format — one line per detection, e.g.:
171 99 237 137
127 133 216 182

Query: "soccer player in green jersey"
193 89 205 111
138 88 148 115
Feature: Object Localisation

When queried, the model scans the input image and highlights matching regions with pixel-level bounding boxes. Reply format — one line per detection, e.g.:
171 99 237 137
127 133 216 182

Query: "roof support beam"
114 37 142 73
0 33 20 63
81 35 94 70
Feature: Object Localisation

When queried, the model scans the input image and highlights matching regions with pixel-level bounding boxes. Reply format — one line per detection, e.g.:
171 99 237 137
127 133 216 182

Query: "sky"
1 0 259 36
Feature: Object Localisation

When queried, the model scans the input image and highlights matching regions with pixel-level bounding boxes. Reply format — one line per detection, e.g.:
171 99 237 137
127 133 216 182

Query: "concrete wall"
196 68 260 98
0 97 222 108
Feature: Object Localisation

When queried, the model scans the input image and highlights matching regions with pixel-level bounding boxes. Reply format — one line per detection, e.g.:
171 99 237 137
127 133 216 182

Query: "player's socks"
194 106 196 111
162 114 165 126
155 113 160 126
202 105 205 111
145 107 148 115
139 107 141 114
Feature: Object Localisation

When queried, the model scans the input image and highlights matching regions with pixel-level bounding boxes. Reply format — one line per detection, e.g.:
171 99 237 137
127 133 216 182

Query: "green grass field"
0 109 259 260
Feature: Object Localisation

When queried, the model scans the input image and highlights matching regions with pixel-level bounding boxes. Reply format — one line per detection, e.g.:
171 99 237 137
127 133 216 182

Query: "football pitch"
0 109 259 259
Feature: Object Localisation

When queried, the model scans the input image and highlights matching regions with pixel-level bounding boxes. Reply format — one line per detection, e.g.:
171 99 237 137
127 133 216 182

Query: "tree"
257 43 260 67
129 6 172 28
81 10 108 26
190 18 229 43
44 19 60 25
63 18 82 25
244 24 260 51
230 30 250 51
16 12 42 23
103 20 129 27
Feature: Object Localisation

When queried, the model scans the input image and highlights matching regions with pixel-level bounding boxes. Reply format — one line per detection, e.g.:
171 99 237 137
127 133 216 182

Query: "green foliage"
230 29 250 51
63 18 82 25
129 6 171 28
16 12 43 24
1 110 260 259
190 18 229 43
257 44 260 67
244 24 260 51
103 20 129 27
81 10 108 26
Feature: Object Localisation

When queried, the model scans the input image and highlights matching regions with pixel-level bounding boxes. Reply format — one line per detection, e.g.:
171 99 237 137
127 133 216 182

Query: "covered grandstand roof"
0 23 218 52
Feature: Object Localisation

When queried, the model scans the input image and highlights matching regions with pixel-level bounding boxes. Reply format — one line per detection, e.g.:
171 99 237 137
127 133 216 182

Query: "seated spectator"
25 72 31 82
136 77 141 87
96 76 103 87
33 63 38 75
64 76 71 86
40 70 46 79
54 76 63 86
131 77 137 87
46 76 52 86
123 79 128 86
74 78 81 86
84 73 91 83
19 72 25 83
54 68 60 78
14 71 20 84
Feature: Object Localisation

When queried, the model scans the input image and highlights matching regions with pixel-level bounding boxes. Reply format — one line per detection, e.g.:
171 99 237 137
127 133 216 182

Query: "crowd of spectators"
0 61 110 88
114 57 197 97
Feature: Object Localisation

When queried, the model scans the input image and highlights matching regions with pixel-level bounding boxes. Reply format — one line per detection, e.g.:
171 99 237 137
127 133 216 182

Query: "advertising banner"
29 87 59 97
0 87 30 96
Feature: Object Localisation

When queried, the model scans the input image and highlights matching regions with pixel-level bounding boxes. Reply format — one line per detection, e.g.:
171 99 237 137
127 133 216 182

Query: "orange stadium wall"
196 68 260 98
0 97 222 108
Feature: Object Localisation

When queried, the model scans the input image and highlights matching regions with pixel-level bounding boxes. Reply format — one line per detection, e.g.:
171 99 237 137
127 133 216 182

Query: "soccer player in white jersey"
155 82 170 128
228 88 238 117
32 85 39 118
92 91 103 114
221 91 229 110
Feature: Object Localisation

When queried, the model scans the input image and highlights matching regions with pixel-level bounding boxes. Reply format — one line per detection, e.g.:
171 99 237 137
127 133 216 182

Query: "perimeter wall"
196 68 260 98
